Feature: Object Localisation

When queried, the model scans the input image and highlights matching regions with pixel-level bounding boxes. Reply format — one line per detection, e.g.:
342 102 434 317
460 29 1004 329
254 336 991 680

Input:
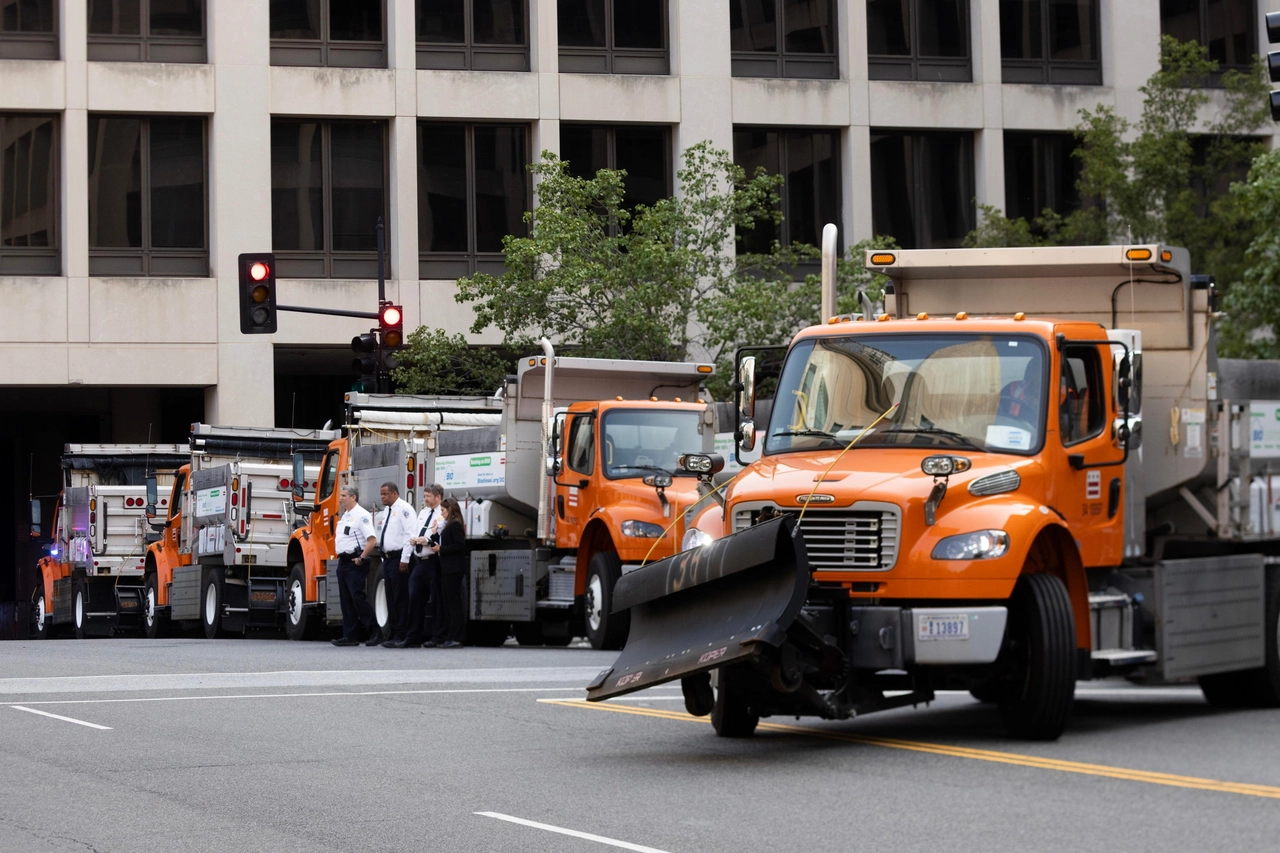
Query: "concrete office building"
0 0 1277 597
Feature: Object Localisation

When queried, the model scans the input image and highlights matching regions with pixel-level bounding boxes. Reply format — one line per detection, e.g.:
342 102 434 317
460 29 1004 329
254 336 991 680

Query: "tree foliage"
390 326 508 396
1220 149 1280 358
964 36 1268 298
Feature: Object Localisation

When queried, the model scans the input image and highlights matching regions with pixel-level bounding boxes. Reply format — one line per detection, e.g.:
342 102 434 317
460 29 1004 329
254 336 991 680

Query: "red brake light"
406 473 415 489
280 478 290 489
250 262 269 281
231 492 239 507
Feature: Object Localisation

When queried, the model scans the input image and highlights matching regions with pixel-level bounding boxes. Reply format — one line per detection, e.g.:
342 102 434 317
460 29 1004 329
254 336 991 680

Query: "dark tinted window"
559 0 668 74
270 0 385 67
474 0 523 43
1 114 58 273
866 0 909 55
1 0 55 31
870 130 974 249
562 124 671 212
417 0 464 41
270 0 321 38
733 128 839 253
271 119 387 278
418 123 530 276
1003 131 1081 224
1000 0 1100 83
88 115 206 275
731 0 837 77
417 0 527 69
150 0 202 35
614 0 663 48
89 0 141 34
868 0 970 80
329 0 380 40
1048 0 1094 60
88 0 204 61
566 415 595 475
918 0 967 56
559 0 605 47
1000 0 1041 58
1161 0 1254 71
1060 345 1105 444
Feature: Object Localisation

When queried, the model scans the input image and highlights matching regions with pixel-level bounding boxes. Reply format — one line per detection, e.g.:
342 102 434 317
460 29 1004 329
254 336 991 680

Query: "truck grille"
733 505 900 571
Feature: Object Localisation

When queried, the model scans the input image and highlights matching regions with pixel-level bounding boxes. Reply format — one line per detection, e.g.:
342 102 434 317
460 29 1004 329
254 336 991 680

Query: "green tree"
1220 149 1280 358
964 36 1267 293
390 326 508 395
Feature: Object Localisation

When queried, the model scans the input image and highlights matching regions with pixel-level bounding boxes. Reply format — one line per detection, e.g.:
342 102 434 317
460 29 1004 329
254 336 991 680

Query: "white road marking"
17 686 682 707
0 666 607 695
10 705 111 730
477 812 673 853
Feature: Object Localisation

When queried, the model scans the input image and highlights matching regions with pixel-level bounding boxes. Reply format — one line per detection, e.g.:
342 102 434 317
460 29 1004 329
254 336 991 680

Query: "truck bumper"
849 606 1007 669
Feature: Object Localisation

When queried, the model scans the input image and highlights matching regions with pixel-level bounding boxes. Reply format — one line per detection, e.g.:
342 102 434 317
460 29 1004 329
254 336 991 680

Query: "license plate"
919 614 969 641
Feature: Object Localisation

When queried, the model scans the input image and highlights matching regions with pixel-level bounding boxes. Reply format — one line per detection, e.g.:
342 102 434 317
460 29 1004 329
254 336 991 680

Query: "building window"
1 114 58 275
271 119 387 279
87 0 204 62
558 0 669 75
270 0 385 68
1161 0 1255 77
870 130 974 249
1004 131 1080 224
417 0 528 71
88 115 207 277
867 0 970 82
418 123 529 279
731 0 838 79
732 128 840 253
0 0 57 59
1000 0 1101 85
560 124 672 213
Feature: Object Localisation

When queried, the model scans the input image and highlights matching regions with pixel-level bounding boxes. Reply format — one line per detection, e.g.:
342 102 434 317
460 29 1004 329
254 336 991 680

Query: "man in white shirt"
400 483 444 648
377 482 416 647
331 485 381 647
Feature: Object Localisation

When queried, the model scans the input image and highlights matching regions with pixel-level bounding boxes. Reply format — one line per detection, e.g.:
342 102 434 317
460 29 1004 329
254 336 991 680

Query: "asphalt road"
2 637 1277 853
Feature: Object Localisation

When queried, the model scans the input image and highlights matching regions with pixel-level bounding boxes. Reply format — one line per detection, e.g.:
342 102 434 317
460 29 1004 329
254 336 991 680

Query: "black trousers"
404 554 438 644
381 549 408 640
336 556 376 641
438 571 465 643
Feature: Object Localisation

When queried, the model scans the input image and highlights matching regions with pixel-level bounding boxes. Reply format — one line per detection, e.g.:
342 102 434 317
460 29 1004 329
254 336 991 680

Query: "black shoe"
440 640 463 649
384 639 407 648
365 631 385 647
422 640 440 648
332 637 359 647
400 640 423 649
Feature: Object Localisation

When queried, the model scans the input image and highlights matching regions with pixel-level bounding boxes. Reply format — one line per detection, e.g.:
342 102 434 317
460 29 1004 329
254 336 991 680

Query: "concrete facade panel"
0 278 68 343
417 71 542 119
67 345 217 385
87 279 218 343
0 61 65 111
868 82 985 129
732 78 851 127
269 67 397 117
1000 86 1117 131
86 63 215 114
0 345 69 384
559 74 681 124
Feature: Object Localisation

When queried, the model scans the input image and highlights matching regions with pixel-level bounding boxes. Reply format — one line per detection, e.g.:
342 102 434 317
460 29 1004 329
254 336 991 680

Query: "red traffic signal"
379 303 404 349
237 253 277 335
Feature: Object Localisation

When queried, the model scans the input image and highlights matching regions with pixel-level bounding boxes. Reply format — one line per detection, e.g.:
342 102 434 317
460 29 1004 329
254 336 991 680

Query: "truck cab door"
555 413 595 548
1047 341 1125 567
314 446 343 552
164 470 187 562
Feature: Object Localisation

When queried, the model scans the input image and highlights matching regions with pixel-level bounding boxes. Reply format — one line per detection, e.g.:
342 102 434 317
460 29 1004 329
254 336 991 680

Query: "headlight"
931 530 1009 560
621 519 665 538
681 528 714 550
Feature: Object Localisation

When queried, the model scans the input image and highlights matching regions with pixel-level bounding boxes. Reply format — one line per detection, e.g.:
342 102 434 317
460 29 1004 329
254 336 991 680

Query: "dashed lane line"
476 811 674 853
539 698 1280 801
10 705 112 730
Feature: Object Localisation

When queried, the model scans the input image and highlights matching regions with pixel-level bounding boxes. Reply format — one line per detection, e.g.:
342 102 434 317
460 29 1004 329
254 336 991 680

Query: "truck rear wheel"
143 574 166 640
1199 575 1280 708
585 552 629 651
513 621 544 646
373 574 390 636
72 580 88 640
285 564 318 641
202 570 225 639
32 587 49 640
999 573 1076 740
711 665 759 737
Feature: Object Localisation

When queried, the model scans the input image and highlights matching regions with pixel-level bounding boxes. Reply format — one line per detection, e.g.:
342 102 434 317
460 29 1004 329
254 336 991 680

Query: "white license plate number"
919 614 969 641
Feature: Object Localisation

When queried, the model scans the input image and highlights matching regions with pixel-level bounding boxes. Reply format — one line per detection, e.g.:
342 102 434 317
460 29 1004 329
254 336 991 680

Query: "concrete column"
672 0 732 162
535 0 561 161
206 0 274 425
389 0 419 327
973 0 1004 214
846 0 870 243
63 0 89 347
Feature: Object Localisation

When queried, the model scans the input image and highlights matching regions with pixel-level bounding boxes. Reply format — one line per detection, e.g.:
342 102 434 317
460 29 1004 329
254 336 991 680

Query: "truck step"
1091 648 1157 666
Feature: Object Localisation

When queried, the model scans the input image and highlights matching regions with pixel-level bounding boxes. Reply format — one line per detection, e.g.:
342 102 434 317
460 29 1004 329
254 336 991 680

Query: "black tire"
31 586 49 640
285 564 319 641
584 552 628 651
1199 574 1280 708
969 682 1007 704
711 665 759 737
999 573 1077 740
202 569 224 640
513 621 544 646
72 579 88 640
143 574 167 640
466 619 511 647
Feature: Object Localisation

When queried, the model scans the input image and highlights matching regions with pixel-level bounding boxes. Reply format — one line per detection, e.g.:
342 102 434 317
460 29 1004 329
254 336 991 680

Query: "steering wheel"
996 393 1036 431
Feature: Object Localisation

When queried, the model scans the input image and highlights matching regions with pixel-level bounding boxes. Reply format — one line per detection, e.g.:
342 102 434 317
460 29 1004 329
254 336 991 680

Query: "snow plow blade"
586 516 809 701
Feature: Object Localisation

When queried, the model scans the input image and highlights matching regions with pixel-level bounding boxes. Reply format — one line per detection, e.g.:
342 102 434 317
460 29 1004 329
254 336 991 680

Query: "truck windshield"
601 409 703 479
765 334 1047 455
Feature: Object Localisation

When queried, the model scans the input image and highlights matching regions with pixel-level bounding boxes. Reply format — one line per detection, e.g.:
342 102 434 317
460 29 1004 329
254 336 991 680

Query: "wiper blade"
612 464 676 476
882 428 984 449
772 429 839 440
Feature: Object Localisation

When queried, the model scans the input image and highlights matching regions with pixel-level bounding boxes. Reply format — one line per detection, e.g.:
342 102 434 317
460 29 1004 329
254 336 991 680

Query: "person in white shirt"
401 483 444 648
377 482 416 647
331 486 381 647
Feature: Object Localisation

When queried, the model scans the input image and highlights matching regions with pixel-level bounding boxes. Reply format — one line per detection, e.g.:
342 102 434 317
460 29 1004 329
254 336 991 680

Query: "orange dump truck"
588 239 1279 741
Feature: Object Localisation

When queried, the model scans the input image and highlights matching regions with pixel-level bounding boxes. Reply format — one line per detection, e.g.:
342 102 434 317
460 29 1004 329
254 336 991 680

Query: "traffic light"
351 331 378 381
379 303 404 349
237 253 276 334
1269 12 1280 121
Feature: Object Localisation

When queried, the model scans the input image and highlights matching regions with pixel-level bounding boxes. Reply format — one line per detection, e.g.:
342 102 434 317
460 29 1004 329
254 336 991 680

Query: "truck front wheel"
585 552 628 651
143 574 167 640
998 572 1076 740
285 564 317 641
202 570 225 640
31 586 49 640
72 580 88 640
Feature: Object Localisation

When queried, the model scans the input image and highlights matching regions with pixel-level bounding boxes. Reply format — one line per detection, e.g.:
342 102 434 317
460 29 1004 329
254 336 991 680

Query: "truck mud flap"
586 516 809 701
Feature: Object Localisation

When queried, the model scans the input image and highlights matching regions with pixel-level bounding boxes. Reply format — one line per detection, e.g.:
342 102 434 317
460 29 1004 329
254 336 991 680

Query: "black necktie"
380 507 391 550
418 510 434 552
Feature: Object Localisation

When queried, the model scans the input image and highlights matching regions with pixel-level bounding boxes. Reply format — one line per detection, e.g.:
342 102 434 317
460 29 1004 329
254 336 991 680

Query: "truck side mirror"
737 356 756 423
145 476 158 519
29 499 41 537
292 452 306 500
1117 356 1131 412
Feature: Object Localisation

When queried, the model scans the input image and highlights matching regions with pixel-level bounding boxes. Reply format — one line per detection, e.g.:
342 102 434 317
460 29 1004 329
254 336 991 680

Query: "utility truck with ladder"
589 235 1280 740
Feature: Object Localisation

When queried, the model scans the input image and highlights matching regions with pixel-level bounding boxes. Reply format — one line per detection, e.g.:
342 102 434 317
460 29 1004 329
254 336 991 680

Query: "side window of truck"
168 475 185 520
1060 346 1105 445
318 452 339 501
567 416 595 475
